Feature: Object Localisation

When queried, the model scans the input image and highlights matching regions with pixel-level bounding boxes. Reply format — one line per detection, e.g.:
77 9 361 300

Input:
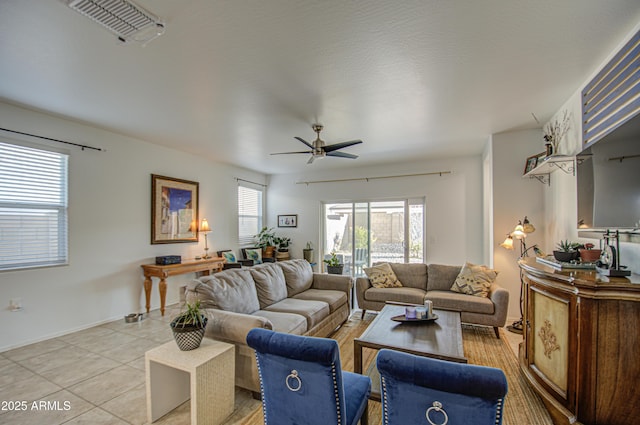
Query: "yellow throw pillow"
450 262 498 297
364 263 403 288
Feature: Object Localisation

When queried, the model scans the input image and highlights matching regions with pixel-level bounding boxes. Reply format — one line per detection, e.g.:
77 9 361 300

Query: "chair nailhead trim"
380 377 390 425
254 353 270 424
495 398 504 425
331 363 343 424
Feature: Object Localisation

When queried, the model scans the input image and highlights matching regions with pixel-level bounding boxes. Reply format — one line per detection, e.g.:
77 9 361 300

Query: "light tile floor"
0 304 260 425
1 306 523 425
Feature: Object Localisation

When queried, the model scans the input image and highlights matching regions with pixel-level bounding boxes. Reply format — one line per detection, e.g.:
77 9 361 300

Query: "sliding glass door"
322 198 424 276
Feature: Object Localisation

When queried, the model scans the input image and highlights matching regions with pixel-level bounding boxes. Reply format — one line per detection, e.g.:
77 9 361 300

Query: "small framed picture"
524 154 539 175
536 151 548 162
278 214 298 228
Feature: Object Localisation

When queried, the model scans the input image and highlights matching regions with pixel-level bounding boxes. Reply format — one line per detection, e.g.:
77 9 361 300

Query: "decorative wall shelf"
523 154 575 185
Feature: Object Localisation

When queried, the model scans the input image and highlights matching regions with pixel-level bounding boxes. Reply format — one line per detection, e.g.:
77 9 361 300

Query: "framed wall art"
278 214 298 228
523 154 539 175
151 174 199 244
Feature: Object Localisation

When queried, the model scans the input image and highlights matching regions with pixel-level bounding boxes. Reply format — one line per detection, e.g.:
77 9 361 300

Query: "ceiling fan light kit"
271 124 363 164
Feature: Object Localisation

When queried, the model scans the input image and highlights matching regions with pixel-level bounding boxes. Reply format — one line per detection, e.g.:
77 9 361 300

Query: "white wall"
267 156 484 268
0 102 266 351
482 139 494 267
491 129 546 319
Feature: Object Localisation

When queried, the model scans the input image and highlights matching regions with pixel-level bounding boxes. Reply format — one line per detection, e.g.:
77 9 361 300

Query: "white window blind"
0 142 69 271
238 183 263 246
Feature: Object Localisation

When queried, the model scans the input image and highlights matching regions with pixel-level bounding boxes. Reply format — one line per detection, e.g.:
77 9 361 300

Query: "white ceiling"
1 1 639 174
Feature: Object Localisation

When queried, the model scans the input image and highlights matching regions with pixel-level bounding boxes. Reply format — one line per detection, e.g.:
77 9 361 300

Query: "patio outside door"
322 199 424 277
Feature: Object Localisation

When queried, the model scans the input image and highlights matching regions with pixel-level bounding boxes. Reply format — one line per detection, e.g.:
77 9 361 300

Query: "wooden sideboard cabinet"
519 258 640 425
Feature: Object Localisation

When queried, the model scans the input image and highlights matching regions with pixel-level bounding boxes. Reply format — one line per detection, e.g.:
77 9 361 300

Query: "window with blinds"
0 142 69 271
238 183 263 246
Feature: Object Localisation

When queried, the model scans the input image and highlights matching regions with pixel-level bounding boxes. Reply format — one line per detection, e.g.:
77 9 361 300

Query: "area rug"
236 311 552 425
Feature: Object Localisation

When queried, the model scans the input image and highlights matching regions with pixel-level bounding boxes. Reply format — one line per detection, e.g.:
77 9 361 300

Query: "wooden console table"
141 257 225 315
519 257 640 425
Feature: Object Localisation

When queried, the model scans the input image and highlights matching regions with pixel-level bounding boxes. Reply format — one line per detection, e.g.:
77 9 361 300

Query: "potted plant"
255 227 276 258
553 240 582 263
274 236 291 261
274 236 291 252
303 241 314 263
578 243 602 263
170 300 208 351
324 252 344 275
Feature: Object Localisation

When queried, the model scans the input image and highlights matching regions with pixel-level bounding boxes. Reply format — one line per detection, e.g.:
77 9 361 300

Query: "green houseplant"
553 240 582 263
274 235 292 260
170 300 208 351
324 252 344 275
255 227 276 258
274 236 291 252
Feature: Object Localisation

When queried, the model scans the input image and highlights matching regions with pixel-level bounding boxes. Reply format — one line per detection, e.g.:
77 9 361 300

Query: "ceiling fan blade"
294 137 313 149
326 151 358 159
323 140 363 153
307 155 316 164
270 151 312 155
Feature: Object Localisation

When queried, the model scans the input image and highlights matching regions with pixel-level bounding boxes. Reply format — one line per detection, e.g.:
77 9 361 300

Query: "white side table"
146 339 235 425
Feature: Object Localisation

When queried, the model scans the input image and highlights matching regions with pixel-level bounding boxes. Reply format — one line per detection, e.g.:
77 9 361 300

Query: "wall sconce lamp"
200 219 211 259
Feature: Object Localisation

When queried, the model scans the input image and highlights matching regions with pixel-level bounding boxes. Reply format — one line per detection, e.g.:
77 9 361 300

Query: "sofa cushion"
250 262 288 309
426 264 462 291
278 259 314 296
252 310 308 335
265 298 330 329
450 262 498 298
426 290 495 315
364 263 403 288
292 289 348 313
188 269 260 314
364 287 426 305
388 263 428 289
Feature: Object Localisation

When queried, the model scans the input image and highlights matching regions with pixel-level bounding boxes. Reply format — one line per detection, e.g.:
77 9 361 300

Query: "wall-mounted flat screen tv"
577 113 640 229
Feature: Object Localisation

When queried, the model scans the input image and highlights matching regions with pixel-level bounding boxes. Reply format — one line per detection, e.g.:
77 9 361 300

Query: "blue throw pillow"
245 249 263 264
222 251 237 263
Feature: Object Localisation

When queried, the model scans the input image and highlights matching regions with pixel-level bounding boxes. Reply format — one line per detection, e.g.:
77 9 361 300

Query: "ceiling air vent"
66 0 165 45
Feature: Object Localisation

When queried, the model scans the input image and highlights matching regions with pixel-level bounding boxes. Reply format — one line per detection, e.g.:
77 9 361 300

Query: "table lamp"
200 219 211 259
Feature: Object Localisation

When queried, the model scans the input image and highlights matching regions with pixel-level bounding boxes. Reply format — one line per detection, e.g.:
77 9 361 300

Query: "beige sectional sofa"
355 263 509 338
185 259 352 393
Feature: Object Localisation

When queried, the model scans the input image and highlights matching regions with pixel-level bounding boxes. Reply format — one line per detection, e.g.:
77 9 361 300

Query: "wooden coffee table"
354 304 467 401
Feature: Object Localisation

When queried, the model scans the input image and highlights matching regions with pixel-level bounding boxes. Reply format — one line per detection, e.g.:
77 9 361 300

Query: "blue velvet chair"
377 349 508 425
246 328 371 425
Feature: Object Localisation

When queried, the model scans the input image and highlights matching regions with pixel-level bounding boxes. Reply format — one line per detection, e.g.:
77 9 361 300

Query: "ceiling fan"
271 124 363 164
